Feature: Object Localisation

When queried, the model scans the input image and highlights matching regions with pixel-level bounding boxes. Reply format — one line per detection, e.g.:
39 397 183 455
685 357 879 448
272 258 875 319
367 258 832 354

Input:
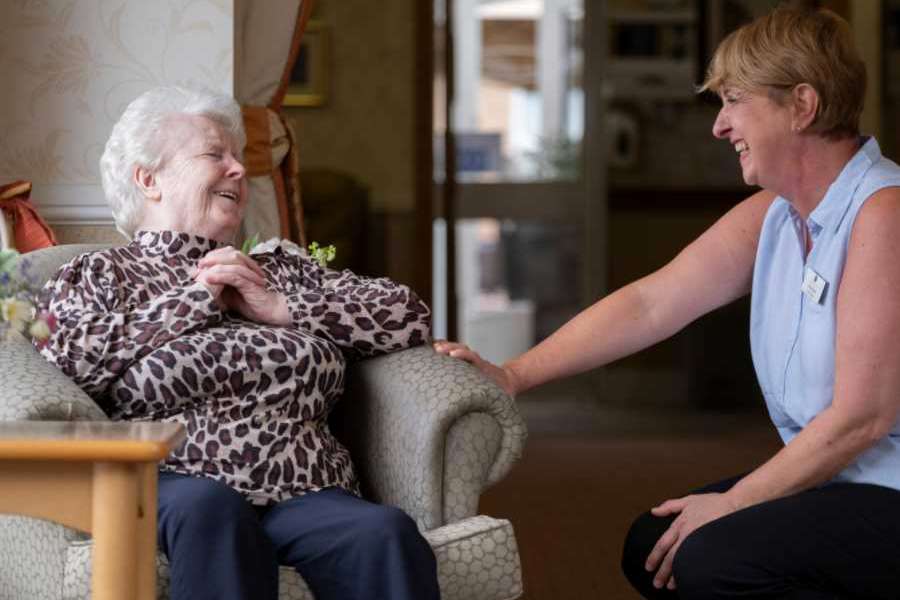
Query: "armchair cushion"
0 328 106 422
63 515 521 600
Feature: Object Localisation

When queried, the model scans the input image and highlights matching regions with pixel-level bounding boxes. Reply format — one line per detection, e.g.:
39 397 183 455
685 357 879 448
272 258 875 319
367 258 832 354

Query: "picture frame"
284 20 330 107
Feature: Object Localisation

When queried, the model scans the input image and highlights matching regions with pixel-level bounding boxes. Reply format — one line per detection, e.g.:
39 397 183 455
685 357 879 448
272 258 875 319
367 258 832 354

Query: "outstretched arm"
436 189 776 395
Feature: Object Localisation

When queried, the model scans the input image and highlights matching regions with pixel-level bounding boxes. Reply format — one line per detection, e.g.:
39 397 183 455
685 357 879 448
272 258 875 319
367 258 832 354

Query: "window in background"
434 0 585 183
433 0 600 375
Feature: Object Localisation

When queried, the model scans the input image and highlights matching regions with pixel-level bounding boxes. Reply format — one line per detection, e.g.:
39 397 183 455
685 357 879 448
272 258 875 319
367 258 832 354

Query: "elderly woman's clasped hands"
195 246 290 326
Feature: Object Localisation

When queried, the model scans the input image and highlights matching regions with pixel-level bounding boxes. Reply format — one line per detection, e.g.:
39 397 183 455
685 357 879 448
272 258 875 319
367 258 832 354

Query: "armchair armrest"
0 331 106 422
0 333 107 597
2 243 111 423
335 346 527 531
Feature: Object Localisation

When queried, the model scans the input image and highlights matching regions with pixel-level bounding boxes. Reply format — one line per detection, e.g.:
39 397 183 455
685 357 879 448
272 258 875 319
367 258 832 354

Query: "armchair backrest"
0 244 112 423
23 244 110 287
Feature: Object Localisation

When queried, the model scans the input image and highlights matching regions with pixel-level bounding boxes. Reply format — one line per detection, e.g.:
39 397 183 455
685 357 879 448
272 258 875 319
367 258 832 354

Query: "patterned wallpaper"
0 0 234 223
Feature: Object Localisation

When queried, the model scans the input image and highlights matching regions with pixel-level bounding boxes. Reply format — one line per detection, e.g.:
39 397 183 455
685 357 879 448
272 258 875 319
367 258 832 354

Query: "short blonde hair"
699 6 865 139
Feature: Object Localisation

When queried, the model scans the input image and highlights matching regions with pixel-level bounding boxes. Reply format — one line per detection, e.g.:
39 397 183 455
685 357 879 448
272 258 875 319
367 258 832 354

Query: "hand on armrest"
333 346 527 530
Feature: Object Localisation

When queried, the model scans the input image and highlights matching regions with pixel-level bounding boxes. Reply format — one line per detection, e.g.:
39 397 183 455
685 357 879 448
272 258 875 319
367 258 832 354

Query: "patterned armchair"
0 244 527 600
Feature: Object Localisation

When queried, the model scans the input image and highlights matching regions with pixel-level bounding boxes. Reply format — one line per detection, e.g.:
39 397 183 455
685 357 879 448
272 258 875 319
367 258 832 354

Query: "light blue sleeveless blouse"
750 137 900 490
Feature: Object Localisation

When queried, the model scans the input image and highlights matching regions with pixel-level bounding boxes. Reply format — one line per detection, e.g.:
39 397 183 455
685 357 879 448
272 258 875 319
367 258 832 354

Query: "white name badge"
801 267 827 304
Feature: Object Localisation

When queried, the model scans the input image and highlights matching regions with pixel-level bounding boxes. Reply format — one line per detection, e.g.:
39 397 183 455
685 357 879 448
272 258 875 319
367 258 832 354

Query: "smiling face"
141 114 247 242
712 86 794 189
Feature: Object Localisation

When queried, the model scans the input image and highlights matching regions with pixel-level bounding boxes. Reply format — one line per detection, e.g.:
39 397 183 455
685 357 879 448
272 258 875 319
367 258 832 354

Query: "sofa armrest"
0 331 107 422
335 346 527 531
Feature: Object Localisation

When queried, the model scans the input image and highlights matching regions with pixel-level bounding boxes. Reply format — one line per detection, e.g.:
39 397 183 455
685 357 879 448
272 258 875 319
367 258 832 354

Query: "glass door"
433 0 606 391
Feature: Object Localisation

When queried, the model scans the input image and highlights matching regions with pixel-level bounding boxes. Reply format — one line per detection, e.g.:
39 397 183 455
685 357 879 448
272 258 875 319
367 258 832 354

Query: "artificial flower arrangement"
0 249 55 345
306 241 337 267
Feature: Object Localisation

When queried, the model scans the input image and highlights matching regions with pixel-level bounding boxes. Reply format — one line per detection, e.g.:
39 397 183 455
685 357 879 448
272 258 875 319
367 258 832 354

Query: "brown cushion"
0 181 58 253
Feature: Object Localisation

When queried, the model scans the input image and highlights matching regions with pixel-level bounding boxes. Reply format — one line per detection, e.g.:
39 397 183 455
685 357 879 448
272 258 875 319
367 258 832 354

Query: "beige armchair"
0 244 527 600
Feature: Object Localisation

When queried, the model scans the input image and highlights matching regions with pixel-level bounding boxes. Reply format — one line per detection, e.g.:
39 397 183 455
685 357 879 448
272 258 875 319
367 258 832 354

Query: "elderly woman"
437 6 900 599
38 87 439 600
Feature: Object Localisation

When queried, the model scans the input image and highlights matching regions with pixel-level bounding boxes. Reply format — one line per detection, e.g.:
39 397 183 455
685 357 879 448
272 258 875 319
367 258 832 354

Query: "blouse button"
251 414 263 428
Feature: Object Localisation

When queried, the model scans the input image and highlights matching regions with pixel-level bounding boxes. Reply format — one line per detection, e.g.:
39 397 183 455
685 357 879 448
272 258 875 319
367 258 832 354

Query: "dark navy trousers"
621 474 900 599
157 472 440 600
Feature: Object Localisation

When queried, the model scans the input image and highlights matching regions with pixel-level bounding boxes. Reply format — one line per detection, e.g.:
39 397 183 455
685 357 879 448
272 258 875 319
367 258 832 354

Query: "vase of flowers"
0 249 54 345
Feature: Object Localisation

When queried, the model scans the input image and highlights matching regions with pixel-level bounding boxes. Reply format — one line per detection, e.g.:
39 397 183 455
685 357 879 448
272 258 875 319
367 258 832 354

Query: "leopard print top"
38 230 430 505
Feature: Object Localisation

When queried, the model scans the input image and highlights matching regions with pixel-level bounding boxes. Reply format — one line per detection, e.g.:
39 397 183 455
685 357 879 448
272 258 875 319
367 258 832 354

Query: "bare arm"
646 186 900 589
437 190 775 395
726 186 900 506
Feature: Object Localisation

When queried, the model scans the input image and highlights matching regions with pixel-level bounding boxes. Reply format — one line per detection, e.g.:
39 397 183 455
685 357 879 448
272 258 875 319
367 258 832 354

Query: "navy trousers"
157 472 440 600
621 474 900 599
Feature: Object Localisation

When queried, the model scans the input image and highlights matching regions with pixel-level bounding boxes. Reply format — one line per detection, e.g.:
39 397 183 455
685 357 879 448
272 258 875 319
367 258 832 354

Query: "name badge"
801 267 827 304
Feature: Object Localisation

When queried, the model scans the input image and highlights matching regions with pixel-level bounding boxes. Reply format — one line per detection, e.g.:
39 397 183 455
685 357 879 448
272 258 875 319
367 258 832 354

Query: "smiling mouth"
734 141 749 156
214 191 239 203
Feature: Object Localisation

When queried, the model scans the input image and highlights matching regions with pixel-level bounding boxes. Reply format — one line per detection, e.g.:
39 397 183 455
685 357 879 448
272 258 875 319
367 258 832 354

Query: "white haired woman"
437 6 900 599
38 87 439 600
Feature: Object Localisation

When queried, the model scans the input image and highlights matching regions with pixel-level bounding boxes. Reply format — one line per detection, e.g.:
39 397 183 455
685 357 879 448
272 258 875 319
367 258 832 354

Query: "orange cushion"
0 180 57 253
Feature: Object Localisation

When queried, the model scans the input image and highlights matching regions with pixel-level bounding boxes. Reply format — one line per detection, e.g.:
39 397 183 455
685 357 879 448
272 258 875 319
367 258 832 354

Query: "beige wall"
285 0 416 215
1 0 421 282
284 0 419 284
0 0 234 229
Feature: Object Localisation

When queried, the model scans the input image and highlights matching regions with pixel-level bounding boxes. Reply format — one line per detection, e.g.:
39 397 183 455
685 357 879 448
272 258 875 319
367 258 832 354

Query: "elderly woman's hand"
195 246 291 326
432 340 519 396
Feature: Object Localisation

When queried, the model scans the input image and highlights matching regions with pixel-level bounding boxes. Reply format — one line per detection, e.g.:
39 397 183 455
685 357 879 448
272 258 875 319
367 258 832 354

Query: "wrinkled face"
711 86 793 189
152 114 247 242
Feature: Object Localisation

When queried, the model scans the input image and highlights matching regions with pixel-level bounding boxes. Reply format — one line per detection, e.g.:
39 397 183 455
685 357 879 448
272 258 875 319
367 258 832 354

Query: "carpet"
479 414 783 600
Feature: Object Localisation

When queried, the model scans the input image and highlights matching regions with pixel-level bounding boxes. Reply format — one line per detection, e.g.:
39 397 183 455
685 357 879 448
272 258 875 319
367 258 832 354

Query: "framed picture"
284 21 330 107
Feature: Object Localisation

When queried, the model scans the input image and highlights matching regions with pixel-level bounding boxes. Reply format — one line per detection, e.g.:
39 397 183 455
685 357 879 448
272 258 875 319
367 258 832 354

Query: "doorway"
432 0 607 404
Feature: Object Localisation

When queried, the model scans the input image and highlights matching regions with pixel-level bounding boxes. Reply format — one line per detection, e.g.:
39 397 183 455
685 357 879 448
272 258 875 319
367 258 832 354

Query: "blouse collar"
133 230 222 259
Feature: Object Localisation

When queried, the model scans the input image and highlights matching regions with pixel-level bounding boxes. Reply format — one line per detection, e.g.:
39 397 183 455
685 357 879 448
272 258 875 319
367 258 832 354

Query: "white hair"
99 87 246 238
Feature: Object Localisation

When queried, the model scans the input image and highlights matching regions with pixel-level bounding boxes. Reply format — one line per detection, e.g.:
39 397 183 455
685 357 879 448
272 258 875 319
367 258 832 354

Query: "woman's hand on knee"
645 492 738 590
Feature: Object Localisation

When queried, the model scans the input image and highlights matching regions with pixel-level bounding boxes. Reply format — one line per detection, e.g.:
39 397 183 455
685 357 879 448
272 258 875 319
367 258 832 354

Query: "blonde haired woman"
437 6 900 598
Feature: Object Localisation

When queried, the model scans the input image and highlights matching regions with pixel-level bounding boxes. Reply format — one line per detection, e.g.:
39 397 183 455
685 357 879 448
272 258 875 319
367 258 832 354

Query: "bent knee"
621 511 673 592
672 525 731 598
355 505 420 540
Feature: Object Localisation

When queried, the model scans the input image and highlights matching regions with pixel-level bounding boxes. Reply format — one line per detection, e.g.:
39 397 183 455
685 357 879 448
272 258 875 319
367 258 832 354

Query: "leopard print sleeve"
256 244 431 360
38 251 225 399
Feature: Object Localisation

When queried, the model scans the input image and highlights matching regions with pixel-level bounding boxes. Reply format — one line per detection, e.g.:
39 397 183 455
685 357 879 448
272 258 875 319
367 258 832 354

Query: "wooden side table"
0 421 185 600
